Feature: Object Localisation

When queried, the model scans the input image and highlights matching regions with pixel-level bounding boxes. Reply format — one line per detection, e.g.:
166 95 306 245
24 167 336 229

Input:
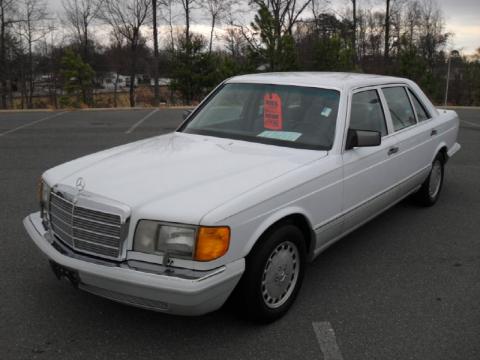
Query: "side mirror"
182 110 192 120
346 129 381 150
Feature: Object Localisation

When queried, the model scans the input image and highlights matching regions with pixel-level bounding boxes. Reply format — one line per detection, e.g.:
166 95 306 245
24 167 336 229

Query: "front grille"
49 192 125 259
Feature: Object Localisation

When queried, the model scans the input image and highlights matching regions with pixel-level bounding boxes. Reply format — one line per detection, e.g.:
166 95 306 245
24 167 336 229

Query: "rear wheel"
236 223 306 323
414 153 445 206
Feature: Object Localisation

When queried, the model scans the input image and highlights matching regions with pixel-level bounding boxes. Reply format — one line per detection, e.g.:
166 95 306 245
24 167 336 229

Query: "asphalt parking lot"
1 108 479 360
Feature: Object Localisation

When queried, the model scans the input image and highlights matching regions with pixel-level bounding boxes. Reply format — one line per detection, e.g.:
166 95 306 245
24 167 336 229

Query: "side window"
408 89 430 121
382 86 416 131
350 90 387 136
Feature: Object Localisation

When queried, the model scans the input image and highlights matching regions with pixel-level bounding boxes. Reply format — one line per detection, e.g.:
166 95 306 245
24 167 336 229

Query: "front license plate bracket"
49 260 80 288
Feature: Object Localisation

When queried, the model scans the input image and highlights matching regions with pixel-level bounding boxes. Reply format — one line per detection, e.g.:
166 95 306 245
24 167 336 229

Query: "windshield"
179 83 340 150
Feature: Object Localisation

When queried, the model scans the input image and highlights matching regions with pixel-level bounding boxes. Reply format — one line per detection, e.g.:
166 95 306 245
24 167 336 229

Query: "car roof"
226 72 409 92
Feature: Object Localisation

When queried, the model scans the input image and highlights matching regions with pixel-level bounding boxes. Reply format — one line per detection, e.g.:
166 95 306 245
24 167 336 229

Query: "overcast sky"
438 0 480 54
47 0 479 54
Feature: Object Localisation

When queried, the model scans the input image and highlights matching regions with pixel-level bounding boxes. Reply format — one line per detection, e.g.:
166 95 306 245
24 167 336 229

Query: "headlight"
133 220 230 261
134 221 197 259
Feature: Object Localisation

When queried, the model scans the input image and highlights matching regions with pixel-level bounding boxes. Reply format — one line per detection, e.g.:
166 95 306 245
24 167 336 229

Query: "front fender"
241 206 315 259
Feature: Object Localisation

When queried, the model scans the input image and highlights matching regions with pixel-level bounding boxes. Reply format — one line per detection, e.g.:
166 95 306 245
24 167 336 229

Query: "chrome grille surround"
47 184 131 260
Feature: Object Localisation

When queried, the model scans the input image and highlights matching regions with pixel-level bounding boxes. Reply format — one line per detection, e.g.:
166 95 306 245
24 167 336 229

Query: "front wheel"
235 224 306 323
414 153 445 206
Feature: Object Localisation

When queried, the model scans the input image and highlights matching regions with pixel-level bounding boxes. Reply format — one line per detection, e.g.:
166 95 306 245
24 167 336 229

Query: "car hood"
44 132 327 224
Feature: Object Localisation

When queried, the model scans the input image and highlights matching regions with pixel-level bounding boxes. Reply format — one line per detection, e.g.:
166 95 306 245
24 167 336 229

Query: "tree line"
0 0 479 109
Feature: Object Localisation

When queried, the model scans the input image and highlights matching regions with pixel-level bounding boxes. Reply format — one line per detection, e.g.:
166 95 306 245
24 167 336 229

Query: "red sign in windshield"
264 93 283 130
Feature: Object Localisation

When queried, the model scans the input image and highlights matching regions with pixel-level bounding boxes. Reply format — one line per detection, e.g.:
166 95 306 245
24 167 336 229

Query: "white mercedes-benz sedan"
24 72 460 322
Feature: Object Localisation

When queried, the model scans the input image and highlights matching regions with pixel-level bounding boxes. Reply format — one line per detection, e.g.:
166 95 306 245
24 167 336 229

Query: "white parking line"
461 119 480 128
0 111 68 137
312 322 344 360
125 109 159 134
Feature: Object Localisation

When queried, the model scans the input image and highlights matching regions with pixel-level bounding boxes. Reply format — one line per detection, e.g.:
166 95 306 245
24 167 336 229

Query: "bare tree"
100 0 151 107
384 0 391 60
106 28 128 107
418 0 448 68
0 0 17 108
310 0 328 34
366 10 385 58
384 0 405 59
175 0 197 104
62 0 103 62
351 0 357 64
473 48 480 62
178 0 197 55
17 0 49 108
158 0 175 52
404 0 421 47
205 0 232 54
251 0 313 36
223 27 246 59
245 0 313 70
152 0 159 105
310 0 324 21
44 22 59 108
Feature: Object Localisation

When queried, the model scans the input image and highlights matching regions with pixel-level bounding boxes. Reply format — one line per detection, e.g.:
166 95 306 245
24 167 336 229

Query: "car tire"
235 223 306 323
414 153 445 206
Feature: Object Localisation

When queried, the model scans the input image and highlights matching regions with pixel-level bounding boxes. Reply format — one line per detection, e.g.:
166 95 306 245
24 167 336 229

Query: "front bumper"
447 142 461 158
23 212 245 316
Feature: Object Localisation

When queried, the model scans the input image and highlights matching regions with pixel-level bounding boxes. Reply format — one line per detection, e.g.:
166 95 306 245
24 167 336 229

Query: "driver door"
342 88 399 231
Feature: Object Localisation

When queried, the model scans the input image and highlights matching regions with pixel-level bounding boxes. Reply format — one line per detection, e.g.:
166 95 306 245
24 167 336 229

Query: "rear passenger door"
380 85 433 196
342 88 399 230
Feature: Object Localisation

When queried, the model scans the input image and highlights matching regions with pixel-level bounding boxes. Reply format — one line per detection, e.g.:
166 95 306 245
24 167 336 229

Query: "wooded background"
0 0 479 109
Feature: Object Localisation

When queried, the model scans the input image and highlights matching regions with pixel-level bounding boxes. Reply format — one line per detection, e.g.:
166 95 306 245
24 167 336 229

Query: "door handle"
431 129 438 136
388 147 399 156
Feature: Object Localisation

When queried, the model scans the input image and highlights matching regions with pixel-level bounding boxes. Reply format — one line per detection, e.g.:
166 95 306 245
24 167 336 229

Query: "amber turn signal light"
194 226 230 261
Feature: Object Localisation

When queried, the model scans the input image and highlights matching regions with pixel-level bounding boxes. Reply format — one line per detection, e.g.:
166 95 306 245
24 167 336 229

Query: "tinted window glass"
408 89 430 121
350 90 387 136
182 83 340 150
382 87 416 131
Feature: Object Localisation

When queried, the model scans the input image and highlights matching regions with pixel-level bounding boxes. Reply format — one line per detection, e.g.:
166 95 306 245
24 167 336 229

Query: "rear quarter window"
408 88 431 122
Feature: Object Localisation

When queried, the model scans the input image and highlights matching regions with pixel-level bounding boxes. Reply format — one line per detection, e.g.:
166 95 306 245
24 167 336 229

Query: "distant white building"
149 78 171 87
99 73 137 90
98 74 171 91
